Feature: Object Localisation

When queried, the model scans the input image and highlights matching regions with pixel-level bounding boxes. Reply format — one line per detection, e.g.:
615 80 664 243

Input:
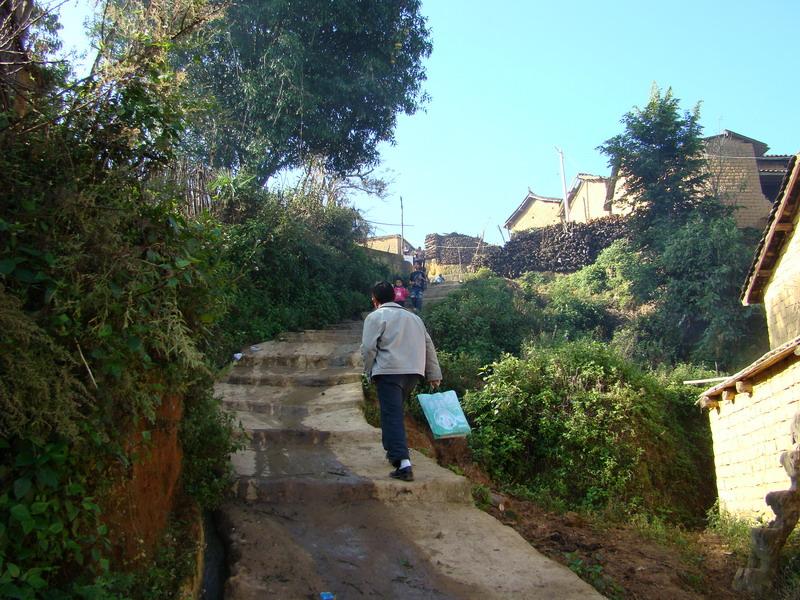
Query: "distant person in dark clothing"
361 281 441 482
409 264 427 312
413 246 425 266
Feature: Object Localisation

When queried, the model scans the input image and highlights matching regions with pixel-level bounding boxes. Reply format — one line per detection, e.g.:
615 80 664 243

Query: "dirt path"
215 320 602 599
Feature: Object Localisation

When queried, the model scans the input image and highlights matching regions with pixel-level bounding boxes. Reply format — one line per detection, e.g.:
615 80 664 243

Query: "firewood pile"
478 216 629 277
425 232 485 265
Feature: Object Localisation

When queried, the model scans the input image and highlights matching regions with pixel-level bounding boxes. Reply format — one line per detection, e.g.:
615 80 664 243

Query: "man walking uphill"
361 281 442 482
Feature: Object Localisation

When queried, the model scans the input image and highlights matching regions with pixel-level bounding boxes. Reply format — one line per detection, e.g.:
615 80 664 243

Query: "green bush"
568 239 658 310
462 341 715 522
180 381 245 510
541 277 616 342
0 434 115 599
423 275 538 364
437 351 486 397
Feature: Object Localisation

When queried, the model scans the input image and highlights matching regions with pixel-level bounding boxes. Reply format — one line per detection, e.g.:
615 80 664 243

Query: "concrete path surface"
215 320 603 599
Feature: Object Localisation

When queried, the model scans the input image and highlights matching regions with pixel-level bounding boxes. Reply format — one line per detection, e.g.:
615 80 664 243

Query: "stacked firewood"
425 232 484 265
479 216 629 277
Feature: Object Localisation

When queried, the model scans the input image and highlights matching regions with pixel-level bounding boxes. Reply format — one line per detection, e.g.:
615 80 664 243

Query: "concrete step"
224 365 362 387
231 410 379 446
240 339 361 368
232 443 473 505
220 499 603 600
216 382 363 418
244 349 361 369
275 326 362 344
218 318 604 600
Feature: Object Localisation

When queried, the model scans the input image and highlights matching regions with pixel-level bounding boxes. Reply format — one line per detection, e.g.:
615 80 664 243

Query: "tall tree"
599 85 708 231
181 0 432 185
597 86 767 369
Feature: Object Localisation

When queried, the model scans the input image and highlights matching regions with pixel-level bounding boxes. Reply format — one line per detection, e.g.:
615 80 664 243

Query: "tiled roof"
741 154 800 305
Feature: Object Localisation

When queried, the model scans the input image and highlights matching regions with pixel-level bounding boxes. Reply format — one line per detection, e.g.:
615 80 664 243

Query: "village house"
561 173 630 223
360 234 415 274
503 130 789 238
704 130 791 230
606 130 789 231
503 190 561 235
699 153 800 522
360 234 415 258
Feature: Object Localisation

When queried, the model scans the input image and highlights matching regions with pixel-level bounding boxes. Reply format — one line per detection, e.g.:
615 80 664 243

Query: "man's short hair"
372 281 395 304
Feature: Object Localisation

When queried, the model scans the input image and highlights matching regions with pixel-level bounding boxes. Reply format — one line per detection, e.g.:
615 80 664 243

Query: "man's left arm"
361 315 384 377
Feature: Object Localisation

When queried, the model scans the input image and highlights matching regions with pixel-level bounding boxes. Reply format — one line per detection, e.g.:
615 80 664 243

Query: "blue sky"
57 0 799 246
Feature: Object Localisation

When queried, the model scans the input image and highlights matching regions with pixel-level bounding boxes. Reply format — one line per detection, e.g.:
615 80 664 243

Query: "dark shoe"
390 466 414 482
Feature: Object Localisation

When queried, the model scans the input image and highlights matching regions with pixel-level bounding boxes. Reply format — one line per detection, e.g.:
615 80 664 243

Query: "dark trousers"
374 374 421 466
410 293 423 311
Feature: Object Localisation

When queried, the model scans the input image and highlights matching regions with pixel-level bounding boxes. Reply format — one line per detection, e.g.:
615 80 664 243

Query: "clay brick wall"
510 200 560 233
708 357 800 519
705 136 772 230
763 212 800 349
362 235 408 256
566 179 612 223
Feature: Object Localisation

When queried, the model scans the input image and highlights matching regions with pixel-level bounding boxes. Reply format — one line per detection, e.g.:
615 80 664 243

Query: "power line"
364 219 415 227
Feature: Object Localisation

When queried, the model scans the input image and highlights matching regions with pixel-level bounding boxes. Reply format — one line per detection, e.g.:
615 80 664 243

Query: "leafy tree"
181 0 432 184
595 87 767 369
599 85 709 234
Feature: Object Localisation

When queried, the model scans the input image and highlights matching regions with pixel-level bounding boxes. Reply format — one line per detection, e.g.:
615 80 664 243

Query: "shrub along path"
214 318 601 599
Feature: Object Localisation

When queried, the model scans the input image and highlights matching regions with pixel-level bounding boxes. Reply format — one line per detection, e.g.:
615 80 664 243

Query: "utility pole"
400 196 404 258
556 147 570 229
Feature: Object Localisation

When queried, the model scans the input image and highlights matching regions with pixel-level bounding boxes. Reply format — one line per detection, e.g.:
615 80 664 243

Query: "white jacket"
361 302 442 380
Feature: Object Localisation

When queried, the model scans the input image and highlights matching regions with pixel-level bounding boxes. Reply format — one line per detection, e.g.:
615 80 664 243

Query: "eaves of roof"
741 154 800 305
704 129 769 156
697 335 800 410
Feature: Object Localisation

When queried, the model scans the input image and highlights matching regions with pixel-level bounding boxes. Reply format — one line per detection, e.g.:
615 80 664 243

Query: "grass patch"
564 551 624 599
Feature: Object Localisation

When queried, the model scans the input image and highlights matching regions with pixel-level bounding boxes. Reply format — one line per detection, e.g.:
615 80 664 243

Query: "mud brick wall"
763 211 800 349
709 357 800 519
706 136 773 230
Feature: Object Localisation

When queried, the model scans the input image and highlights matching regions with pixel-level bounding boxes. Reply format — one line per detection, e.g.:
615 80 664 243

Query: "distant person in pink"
393 278 409 307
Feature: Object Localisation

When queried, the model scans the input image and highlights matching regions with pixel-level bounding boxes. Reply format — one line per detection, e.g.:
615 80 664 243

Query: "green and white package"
417 390 471 439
